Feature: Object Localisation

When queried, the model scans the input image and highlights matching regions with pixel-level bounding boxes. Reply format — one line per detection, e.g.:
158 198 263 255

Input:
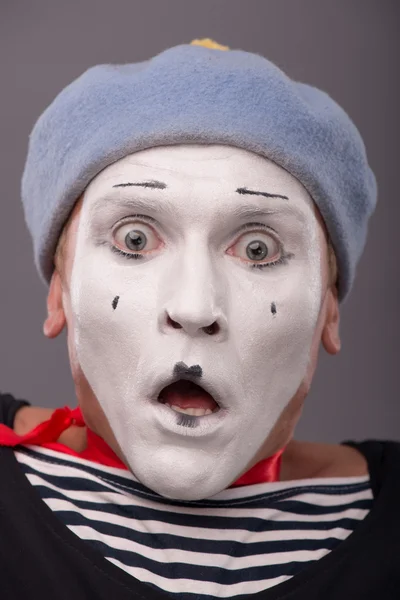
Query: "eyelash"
111 246 145 260
250 254 291 270
110 221 291 270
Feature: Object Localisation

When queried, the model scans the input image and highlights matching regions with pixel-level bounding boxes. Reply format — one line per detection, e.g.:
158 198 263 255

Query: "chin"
143 478 227 502
130 452 234 501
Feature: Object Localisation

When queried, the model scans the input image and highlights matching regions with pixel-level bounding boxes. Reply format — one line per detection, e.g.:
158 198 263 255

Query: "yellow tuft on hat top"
190 38 229 51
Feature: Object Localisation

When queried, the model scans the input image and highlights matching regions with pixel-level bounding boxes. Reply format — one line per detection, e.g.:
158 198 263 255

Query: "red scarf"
0 406 284 486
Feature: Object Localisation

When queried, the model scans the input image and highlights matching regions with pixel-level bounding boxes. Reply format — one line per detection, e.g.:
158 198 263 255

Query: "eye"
112 221 161 255
227 229 281 265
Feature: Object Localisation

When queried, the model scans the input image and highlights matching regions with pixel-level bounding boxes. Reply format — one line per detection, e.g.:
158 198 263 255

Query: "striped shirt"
15 445 373 599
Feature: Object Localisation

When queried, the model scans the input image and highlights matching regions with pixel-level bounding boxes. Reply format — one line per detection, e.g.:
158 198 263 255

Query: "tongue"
159 380 218 411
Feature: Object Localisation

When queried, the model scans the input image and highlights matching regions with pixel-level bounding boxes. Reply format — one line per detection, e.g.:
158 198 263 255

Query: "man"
0 40 398 599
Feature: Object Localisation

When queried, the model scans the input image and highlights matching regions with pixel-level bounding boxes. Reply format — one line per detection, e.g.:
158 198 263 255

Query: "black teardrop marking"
271 301 277 316
112 296 120 310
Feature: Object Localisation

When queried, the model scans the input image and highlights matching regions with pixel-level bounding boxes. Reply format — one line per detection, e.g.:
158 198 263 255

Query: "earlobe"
43 270 66 338
321 287 341 355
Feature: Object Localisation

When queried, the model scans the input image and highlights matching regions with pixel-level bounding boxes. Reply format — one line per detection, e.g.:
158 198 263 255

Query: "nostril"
202 322 219 336
167 315 182 329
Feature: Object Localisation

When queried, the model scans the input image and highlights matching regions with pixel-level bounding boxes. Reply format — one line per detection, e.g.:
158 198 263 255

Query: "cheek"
235 270 319 335
70 258 161 391
230 271 321 380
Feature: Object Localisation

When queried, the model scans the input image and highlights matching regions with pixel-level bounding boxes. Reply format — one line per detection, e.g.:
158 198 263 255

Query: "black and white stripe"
15 446 373 599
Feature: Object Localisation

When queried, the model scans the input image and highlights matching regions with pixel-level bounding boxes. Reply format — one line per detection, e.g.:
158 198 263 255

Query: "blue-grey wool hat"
21 39 377 302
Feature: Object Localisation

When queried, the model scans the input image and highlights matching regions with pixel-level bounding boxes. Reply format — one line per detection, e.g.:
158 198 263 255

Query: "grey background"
0 0 398 442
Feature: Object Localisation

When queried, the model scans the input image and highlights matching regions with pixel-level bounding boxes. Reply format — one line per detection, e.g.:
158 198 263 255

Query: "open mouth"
157 379 220 417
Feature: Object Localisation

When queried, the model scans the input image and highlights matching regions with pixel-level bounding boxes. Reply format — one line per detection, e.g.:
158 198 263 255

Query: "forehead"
86 144 312 203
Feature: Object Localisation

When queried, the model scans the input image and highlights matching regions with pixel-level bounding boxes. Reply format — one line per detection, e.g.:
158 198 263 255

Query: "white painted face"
70 145 323 500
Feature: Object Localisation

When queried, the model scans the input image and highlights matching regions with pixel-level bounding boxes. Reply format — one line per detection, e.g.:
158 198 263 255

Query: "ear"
43 270 66 338
321 286 341 355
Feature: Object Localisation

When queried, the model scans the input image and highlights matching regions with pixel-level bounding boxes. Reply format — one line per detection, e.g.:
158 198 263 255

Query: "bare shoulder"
281 439 369 481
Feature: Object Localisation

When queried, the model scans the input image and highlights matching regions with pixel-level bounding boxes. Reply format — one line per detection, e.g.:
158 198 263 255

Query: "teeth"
164 404 213 417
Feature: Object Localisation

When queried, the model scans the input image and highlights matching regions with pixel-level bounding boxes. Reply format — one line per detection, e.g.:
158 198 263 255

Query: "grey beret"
21 41 377 302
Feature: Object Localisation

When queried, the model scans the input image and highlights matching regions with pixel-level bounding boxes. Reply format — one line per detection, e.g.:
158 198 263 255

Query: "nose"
160 250 228 339
166 313 221 336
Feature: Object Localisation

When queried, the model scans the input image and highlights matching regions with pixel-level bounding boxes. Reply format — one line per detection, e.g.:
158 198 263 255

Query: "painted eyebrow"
236 187 289 201
113 180 167 190
112 181 288 202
